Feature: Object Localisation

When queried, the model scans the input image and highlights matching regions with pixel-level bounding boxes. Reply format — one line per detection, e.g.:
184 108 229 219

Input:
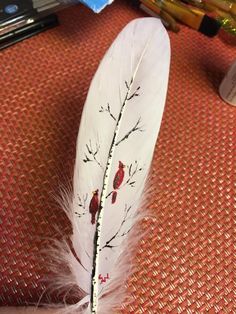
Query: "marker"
151 0 221 37
140 0 180 32
206 0 236 16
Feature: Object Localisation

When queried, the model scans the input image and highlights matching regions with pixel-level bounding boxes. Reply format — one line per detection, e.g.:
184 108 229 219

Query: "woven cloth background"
0 1 235 312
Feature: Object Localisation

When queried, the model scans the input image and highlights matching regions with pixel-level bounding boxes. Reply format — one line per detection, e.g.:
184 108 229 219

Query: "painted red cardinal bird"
112 161 125 204
89 189 99 224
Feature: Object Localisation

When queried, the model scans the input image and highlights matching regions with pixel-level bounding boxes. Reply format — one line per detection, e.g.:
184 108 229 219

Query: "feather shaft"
91 77 141 312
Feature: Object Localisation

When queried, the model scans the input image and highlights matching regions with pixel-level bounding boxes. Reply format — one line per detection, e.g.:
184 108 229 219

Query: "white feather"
52 18 170 313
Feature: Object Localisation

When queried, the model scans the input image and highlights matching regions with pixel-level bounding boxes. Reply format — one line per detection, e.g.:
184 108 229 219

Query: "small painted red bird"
89 189 99 224
112 161 125 204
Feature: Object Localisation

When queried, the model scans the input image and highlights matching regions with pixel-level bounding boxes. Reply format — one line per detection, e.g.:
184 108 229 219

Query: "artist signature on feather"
99 273 110 283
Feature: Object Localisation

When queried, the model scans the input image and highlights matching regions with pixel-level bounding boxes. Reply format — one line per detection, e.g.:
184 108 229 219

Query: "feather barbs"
53 18 170 313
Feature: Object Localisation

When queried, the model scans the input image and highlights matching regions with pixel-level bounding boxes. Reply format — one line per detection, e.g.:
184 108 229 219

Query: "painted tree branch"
115 117 144 146
115 82 143 146
105 191 113 199
75 193 88 217
125 80 140 101
123 160 143 188
127 86 140 100
100 205 132 251
83 139 103 169
77 193 88 209
99 103 116 121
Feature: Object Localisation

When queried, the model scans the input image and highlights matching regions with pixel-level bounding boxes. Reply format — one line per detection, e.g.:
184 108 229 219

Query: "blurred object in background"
138 0 236 37
0 0 65 37
59 0 113 13
0 0 61 50
0 0 112 50
219 59 236 106
183 0 236 35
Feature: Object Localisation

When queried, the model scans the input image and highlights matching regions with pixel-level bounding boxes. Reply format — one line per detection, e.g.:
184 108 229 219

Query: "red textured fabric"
0 1 235 312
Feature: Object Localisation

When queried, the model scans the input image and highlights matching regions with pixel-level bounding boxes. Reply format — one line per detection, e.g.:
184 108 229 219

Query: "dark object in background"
0 0 35 22
0 1 62 50
0 14 58 50
198 14 221 37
